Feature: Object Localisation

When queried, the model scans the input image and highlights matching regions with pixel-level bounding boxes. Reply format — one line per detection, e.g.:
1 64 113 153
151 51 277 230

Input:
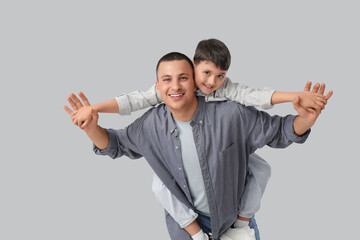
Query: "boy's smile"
194 61 227 95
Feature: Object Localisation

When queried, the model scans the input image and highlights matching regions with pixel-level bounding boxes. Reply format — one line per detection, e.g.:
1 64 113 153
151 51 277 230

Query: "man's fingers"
79 92 91 106
67 95 78 111
318 83 326 95
325 90 333 100
304 81 312 92
312 83 320 93
64 105 73 115
70 93 84 109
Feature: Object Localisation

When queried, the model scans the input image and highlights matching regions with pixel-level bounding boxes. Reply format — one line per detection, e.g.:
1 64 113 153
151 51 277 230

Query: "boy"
68 40 331 240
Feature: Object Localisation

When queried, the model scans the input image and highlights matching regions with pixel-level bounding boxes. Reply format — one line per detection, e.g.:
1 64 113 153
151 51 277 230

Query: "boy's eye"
204 71 210 75
218 75 224 79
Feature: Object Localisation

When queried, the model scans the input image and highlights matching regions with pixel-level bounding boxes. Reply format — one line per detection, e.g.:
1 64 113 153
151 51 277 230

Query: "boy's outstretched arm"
271 82 333 113
64 94 109 150
73 84 162 128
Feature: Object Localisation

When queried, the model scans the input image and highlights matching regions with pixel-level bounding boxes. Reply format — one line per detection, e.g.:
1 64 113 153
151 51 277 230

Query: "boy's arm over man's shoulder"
205 77 275 110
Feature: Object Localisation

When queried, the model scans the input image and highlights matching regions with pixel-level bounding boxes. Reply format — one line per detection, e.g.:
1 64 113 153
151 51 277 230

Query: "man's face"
156 60 197 113
194 61 227 95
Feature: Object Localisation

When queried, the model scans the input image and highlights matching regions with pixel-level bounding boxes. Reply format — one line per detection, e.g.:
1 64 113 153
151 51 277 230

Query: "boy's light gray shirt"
94 97 309 239
115 77 275 115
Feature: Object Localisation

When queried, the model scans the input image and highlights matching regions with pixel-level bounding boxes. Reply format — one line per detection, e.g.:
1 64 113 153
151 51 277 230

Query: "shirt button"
199 120 203 124
179 167 182 171
183 185 187 188
175 146 179 149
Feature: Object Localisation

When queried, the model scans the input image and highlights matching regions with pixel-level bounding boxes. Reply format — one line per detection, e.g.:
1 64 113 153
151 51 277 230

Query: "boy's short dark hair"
156 52 194 79
193 38 231 71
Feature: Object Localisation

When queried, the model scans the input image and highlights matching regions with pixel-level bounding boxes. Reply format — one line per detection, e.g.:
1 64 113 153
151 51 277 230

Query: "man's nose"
171 80 181 90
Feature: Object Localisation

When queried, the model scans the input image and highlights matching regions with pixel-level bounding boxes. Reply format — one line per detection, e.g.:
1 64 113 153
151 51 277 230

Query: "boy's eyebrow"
203 69 226 75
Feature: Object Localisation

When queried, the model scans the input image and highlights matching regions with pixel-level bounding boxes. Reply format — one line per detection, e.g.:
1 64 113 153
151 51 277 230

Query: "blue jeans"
196 213 260 240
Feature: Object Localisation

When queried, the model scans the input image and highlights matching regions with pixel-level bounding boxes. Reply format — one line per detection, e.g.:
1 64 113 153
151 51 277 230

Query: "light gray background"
1 0 359 239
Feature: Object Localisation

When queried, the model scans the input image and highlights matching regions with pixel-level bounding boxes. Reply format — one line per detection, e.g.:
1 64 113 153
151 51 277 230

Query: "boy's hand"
299 82 333 114
64 92 99 131
292 83 333 135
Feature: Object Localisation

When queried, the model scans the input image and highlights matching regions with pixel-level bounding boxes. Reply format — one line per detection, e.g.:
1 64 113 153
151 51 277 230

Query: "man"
64 52 327 240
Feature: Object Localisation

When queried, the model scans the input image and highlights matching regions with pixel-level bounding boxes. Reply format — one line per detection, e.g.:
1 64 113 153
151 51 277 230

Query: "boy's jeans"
197 213 260 240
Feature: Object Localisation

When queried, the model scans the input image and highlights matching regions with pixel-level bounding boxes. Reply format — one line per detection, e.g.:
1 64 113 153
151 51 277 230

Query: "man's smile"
168 93 185 100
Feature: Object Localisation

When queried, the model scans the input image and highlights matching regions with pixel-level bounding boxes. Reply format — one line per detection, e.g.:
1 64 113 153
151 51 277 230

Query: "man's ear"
155 80 160 92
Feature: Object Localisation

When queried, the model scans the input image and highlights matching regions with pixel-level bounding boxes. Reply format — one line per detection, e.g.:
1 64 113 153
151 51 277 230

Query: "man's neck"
171 98 198 122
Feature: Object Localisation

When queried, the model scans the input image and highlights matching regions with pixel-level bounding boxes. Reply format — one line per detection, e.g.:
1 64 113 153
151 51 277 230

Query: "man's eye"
180 77 188 80
163 78 170 82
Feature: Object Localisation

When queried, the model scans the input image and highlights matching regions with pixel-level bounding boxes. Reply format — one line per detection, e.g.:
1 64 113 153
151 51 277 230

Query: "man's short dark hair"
156 52 194 79
193 38 231 71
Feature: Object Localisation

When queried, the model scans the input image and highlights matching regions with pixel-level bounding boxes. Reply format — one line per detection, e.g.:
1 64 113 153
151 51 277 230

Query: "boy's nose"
208 76 216 85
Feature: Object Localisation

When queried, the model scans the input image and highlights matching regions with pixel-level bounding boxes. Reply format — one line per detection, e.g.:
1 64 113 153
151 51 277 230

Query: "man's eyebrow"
160 75 171 78
179 73 190 76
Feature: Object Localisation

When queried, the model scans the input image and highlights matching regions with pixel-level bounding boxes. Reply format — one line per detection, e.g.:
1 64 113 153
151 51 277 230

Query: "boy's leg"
153 174 210 239
238 153 271 218
152 173 198 228
236 153 271 240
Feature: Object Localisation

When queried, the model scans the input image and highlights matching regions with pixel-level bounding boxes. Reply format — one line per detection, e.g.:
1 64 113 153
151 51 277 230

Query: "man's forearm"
93 99 119 113
293 115 313 136
85 125 110 150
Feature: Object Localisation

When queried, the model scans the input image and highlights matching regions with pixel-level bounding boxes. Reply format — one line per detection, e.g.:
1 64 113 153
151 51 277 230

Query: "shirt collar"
190 96 205 127
164 96 206 136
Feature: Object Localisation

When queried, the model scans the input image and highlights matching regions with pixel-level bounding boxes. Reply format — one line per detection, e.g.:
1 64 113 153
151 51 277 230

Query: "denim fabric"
197 213 261 240
249 217 260 240
197 213 212 236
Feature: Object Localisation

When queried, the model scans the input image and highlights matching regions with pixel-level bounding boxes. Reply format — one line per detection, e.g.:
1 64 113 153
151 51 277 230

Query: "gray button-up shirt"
94 97 310 239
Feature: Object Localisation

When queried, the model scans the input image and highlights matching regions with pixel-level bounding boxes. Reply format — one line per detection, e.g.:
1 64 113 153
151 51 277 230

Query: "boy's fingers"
316 95 327 104
325 90 333 100
70 93 84 109
91 109 98 121
312 83 320 93
64 105 73 115
79 92 91 106
81 119 89 129
304 81 312 91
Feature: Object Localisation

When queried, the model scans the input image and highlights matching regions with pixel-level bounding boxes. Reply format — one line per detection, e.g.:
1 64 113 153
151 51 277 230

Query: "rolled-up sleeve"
242 106 310 152
93 125 143 160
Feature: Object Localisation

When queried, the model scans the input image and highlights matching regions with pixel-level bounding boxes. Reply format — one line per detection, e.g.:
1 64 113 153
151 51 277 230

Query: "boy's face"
156 60 197 113
194 61 227 95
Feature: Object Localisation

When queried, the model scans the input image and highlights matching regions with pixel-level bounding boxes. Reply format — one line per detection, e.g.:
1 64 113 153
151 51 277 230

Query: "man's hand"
292 82 333 135
298 81 333 113
64 92 99 132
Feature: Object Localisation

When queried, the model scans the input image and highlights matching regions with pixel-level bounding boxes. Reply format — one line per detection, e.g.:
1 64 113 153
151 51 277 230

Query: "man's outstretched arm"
64 94 109 150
